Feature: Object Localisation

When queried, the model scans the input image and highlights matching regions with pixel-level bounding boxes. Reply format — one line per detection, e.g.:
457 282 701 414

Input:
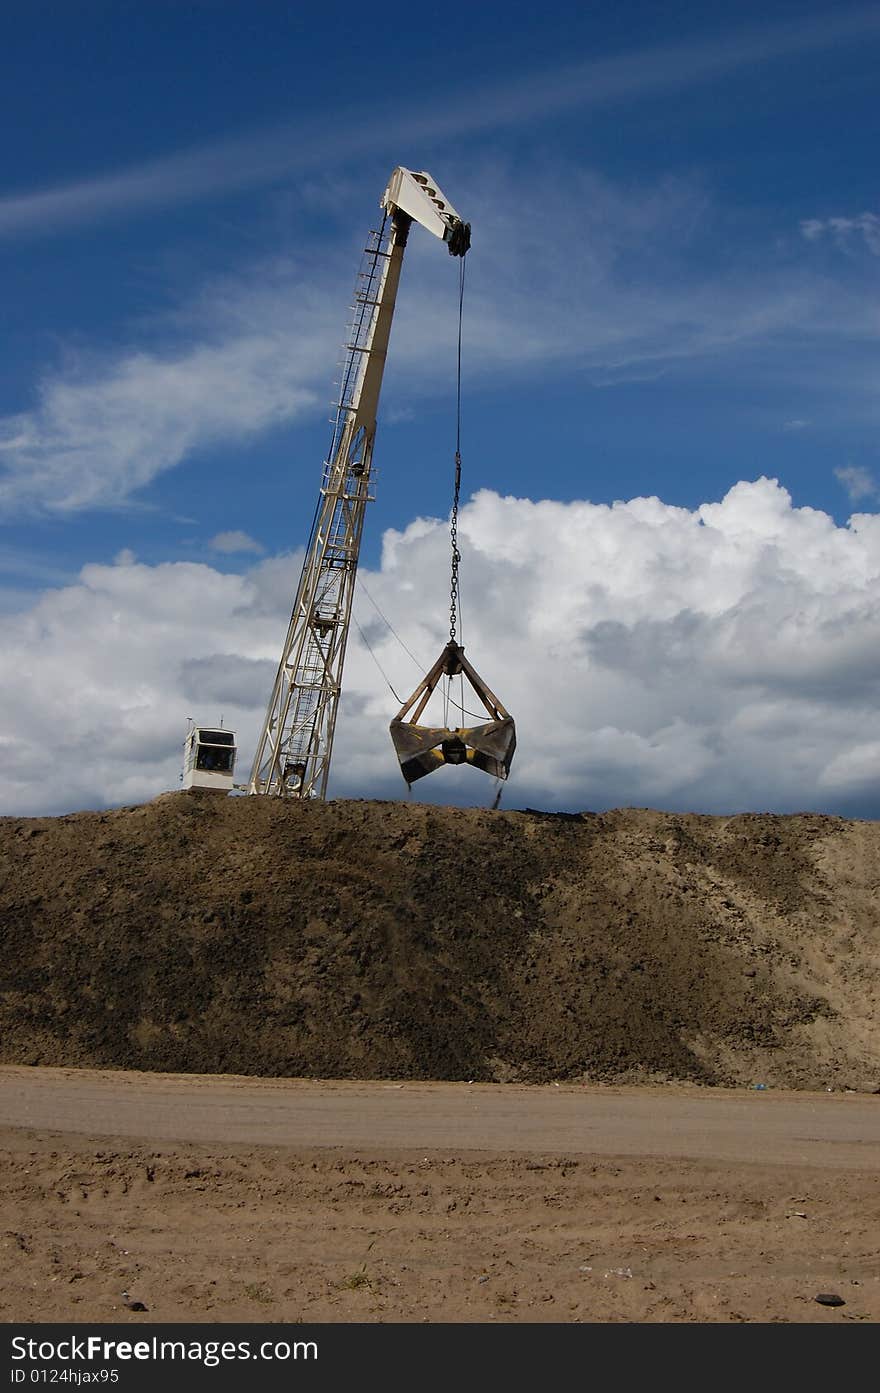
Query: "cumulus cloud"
2 478 880 819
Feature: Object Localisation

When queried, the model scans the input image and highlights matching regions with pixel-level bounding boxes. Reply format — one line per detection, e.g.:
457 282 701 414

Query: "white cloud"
0 260 334 515
209 530 264 555
835 464 877 501
2 478 880 818
819 741 880 792
5 157 880 520
0 550 300 815
3 7 879 239
392 161 858 394
800 220 825 243
800 212 880 256
0 337 321 515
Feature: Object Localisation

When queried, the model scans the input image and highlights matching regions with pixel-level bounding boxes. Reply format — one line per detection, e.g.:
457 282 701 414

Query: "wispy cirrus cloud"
835 464 878 502
801 212 880 256
209 530 264 555
0 334 320 513
2 7 880 239
0 258 336 514
1 159 878 519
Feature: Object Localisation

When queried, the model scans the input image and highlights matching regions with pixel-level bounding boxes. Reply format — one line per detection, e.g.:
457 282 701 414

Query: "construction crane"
248 168 472 799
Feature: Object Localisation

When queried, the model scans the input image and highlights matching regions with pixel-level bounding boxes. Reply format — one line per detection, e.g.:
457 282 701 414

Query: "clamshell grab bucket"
390 641 516 785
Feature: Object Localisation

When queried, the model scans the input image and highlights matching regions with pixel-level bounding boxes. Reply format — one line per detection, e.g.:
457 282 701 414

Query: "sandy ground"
3 799 879 1324
4 797 880 1091
1 1067 878 1324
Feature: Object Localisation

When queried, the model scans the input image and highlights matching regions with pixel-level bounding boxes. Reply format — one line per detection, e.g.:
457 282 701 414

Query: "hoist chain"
449 451 461 641
449 256 466 643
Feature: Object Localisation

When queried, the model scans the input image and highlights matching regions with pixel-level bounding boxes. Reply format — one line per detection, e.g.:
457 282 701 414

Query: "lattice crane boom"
248 169 470 798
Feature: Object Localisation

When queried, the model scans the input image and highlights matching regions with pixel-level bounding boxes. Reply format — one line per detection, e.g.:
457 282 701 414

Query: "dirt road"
2 1066 880 1167
2 1067 878 1323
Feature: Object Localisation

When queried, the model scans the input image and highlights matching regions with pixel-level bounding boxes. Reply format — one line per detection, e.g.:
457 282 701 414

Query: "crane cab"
182 724 237 794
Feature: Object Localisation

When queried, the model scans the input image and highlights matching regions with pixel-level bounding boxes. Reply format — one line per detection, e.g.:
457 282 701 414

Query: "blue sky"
2 1 880 815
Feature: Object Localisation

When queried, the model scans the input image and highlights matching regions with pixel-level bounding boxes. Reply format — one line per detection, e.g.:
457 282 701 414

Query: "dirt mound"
1 796 878 1088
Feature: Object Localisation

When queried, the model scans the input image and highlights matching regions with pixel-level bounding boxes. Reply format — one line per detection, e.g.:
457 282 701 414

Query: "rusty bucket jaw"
389 641 516 786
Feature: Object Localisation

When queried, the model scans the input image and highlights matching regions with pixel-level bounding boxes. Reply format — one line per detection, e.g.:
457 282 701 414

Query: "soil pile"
1 795 878 1088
